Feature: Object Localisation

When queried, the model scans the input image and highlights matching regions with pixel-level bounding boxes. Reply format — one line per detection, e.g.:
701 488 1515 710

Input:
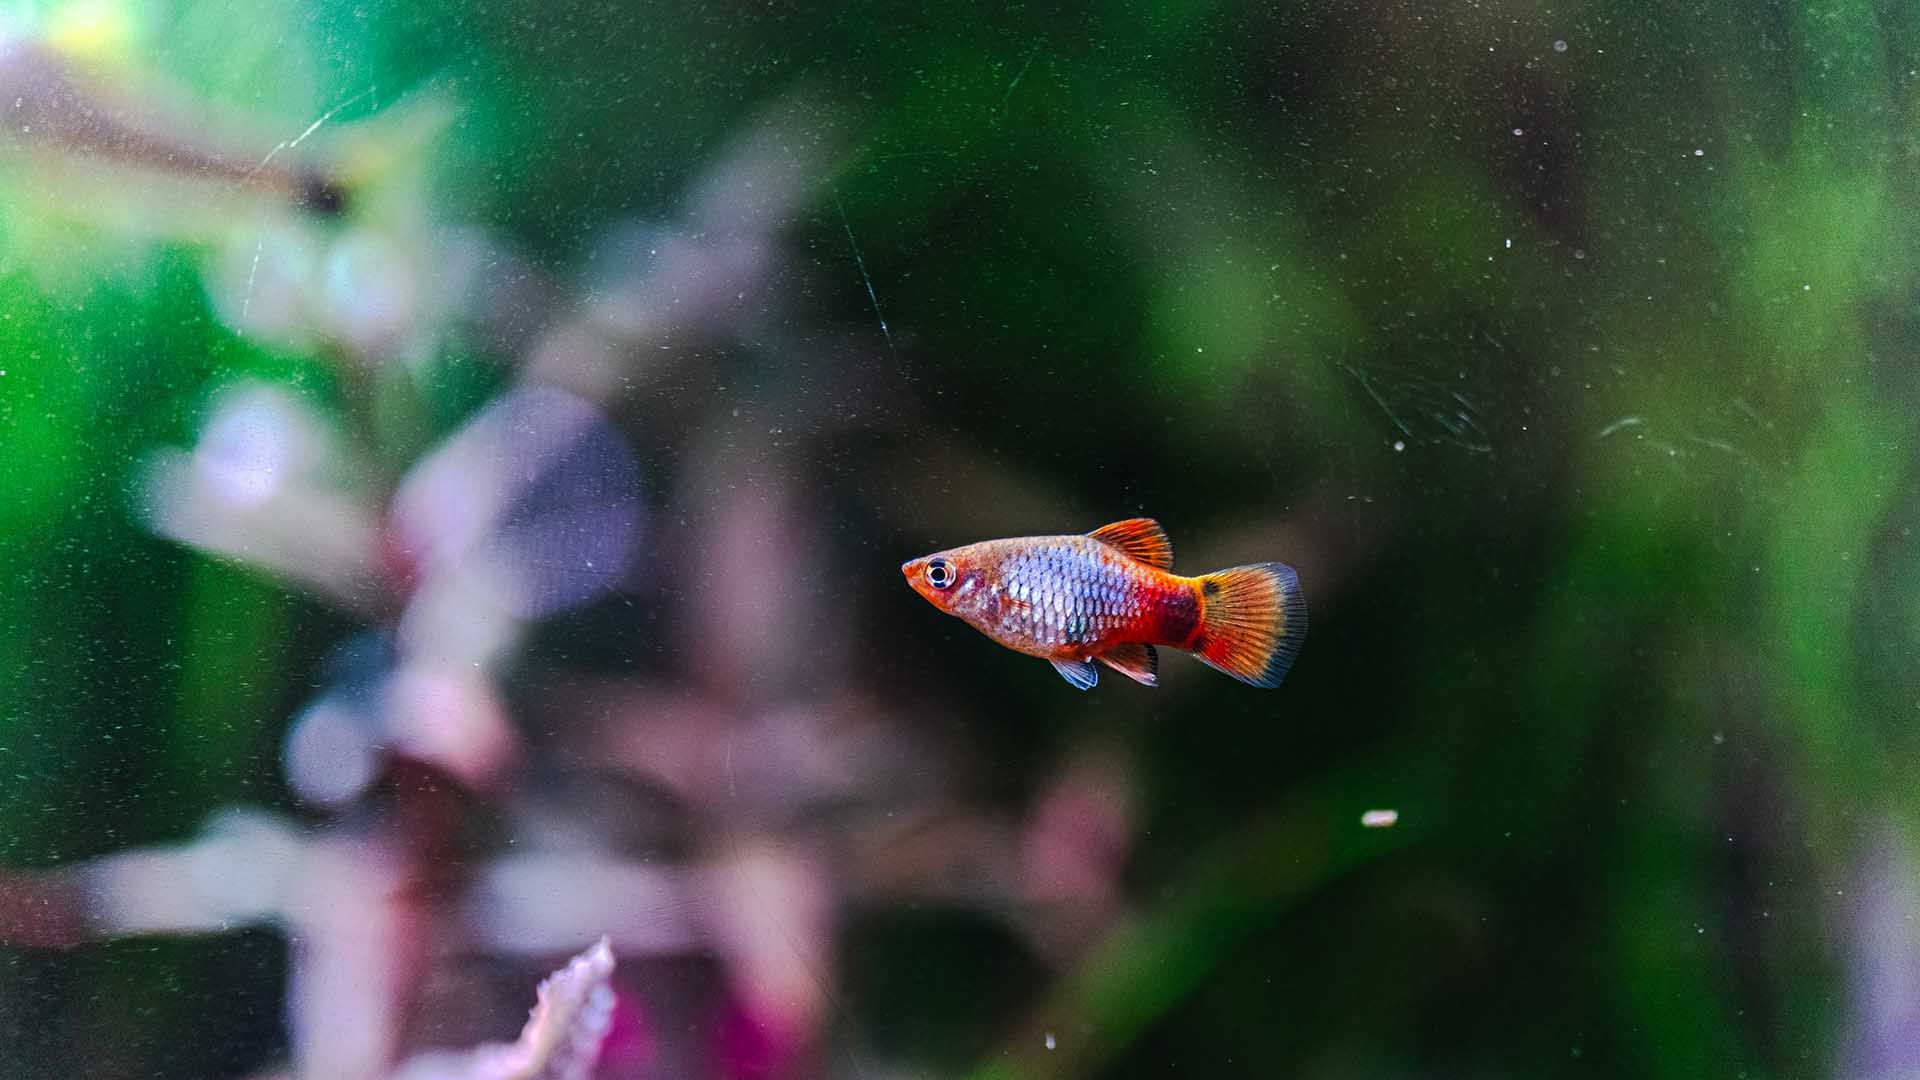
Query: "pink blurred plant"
0 68 1158 1080
395 938 620 1080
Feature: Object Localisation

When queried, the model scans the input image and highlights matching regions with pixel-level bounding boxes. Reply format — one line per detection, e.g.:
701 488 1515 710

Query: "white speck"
1802 283 1811 291
1712 731 1725 745
1694 148 1705 157
1512 127 1524 136
1553 39 1568 52
1045 1033 1057 1051
1573 249 1586 260
1392 440 1405 452
1361 809 1399 828
1504 238 1512 249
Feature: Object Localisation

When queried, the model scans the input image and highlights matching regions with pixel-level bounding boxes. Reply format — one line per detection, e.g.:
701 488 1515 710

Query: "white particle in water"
1574 249 1586 260
1553 39 1568 52
1505 238 1512 249
1392 440 1405 452
1694 148 1705 157
1512 127 1524 136
1045 1033 1057 1051
1362 809 1399 828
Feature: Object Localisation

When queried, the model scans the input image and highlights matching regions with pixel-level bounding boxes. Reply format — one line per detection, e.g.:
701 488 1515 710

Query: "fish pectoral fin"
1087 517 1174 569
1050 658 1100 690
1097 643 1159 686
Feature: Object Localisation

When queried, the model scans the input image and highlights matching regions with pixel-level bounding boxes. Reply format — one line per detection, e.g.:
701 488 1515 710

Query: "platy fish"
902 518 1306 690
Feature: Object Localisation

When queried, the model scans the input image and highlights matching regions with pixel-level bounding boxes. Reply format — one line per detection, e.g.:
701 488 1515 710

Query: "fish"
901 518 1306 690
0 40 350 215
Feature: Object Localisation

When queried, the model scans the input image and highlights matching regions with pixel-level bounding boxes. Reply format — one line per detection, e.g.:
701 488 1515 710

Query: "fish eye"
927 558 955 589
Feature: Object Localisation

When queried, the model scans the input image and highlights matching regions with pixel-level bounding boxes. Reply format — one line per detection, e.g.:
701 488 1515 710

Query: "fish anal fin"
1087 518 1173 569
1097 643 1159 686
1050 657 1099 690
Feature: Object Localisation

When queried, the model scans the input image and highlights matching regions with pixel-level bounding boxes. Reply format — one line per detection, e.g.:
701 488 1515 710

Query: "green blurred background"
1 0 1916 1076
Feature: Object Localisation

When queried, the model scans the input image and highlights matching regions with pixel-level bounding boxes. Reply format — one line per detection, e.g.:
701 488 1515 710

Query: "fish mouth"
900 557 936 602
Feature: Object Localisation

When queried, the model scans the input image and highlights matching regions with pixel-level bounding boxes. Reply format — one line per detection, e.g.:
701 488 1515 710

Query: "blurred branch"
522 88 847 406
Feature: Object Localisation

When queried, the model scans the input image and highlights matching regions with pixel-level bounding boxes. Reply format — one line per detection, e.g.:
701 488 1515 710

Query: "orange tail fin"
1191 563 1307 688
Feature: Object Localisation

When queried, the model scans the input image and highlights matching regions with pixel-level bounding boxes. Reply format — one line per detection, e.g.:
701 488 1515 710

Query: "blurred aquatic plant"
394 938 619 1080
0 9 358 315
141 376 645 800
0 0 467 372
4 0 1920 1077
198 95 464 364
522 88 846 406
0 41 1161 1074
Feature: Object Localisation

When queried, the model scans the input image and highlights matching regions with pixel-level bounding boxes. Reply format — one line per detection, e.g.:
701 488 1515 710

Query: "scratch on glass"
835 194 902 374
1596 415 1645 439
247 85 379 181
241 236 264 320
1000 47 1041 111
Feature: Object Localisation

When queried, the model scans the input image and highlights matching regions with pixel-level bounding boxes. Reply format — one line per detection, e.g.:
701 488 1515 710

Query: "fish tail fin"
1190 562 1307 688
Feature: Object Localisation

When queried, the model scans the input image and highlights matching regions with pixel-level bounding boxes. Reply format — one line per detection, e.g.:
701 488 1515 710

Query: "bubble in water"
1393 440 1406 452
1553 39 1568 52
1512 127 1524 136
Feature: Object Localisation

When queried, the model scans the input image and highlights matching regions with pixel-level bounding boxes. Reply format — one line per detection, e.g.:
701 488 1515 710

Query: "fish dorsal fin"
1098 643 1159 686
1050 658 1099 690
1087 518 1173 569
